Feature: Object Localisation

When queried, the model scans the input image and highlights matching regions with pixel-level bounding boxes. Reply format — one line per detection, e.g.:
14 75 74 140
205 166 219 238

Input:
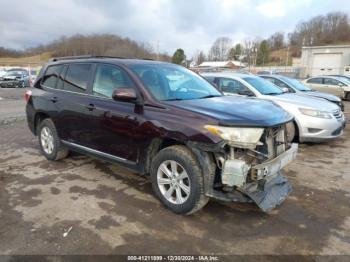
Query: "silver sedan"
202 72 346 143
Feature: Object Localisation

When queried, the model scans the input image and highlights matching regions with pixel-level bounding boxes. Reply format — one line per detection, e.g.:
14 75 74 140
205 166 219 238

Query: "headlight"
299 108 332 119
204 125 264 148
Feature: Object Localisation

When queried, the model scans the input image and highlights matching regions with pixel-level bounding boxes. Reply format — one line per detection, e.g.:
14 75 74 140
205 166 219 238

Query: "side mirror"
112 88 138 102
281 87 289 93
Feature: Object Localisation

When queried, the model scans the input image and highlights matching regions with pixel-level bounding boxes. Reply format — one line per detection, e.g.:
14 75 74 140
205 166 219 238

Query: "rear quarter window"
42 65 63 89
63 64 92 93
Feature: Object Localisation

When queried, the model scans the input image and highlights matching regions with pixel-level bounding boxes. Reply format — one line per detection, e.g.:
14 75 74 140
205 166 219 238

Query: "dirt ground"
0 89 349 256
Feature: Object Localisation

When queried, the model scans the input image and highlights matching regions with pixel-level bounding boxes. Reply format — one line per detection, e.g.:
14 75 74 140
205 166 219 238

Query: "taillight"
25 90 32 103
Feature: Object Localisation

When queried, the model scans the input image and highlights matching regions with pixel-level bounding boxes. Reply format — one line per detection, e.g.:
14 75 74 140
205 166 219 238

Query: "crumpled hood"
165 96 293 127
262 93 339 112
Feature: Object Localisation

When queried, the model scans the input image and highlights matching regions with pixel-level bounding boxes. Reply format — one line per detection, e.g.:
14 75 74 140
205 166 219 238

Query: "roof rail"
50 55 154 62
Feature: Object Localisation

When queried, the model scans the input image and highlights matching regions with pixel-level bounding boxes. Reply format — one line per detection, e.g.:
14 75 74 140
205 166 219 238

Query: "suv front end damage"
190 122 298 212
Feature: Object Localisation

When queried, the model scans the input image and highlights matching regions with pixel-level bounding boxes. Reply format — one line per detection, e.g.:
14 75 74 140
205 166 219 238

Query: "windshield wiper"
163 98 183 101
264 92 281 95
197 95 221 99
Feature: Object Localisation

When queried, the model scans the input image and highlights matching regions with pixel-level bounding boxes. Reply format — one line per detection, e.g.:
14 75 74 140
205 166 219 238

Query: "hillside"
0 52 52 66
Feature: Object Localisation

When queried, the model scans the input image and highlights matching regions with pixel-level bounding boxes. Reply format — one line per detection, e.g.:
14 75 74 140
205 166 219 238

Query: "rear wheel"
150 145 209 215
38 118 69 161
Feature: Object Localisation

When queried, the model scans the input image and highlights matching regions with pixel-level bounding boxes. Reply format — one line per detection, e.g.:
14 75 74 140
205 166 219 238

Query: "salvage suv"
26 56 298 214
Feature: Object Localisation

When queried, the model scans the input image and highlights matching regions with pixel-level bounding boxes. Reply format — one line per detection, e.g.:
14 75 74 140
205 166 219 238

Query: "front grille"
332 109 342 121
332 126 343 136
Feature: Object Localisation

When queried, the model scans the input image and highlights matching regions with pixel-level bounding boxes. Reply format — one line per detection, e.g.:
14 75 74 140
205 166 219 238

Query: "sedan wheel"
157 160 191 205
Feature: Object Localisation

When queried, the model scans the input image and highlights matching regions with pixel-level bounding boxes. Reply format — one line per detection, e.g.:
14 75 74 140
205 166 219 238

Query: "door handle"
85 103 95 111
50 97 58 103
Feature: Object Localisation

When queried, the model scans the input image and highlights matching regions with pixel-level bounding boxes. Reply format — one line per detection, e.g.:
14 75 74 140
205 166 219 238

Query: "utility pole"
285 46 289 71
156 40 159 61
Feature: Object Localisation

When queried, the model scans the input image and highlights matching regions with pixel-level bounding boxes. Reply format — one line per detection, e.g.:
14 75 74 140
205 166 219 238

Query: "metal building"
301 45 350 77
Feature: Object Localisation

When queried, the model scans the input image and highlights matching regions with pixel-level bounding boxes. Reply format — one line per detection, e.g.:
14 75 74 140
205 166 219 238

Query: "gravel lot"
0 88 349 256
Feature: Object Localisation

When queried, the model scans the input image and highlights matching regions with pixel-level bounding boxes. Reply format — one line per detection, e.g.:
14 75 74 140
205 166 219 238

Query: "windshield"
243 77 283 95
281 77 311 91
336 77 350 85
129 64 222 101
5 71 22 77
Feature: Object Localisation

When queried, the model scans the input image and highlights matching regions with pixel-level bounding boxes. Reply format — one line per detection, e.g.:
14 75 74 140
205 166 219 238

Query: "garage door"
311 53 342 76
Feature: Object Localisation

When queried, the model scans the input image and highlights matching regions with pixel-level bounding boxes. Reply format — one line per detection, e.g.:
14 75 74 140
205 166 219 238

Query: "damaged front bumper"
210 143 298 212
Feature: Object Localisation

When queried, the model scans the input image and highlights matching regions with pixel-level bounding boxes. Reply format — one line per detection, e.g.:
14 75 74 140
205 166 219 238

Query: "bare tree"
288 12 350 47
208 37 232 61
268 32 285 50
193 50 206 65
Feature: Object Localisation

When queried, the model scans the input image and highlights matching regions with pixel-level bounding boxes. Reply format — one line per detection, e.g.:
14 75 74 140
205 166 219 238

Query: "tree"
208 37 232 61
171 48 186 65
228 44 243 60
257 40 270 66
268 32 285 50
194 50 206 65
288 12 350 47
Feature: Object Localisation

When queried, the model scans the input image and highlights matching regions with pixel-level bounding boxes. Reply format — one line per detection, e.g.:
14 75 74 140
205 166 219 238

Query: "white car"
303 76 350 101
202 72 346 143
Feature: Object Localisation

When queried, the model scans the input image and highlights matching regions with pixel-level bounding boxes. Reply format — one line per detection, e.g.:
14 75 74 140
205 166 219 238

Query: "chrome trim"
42 85 113 101
61 140 136 164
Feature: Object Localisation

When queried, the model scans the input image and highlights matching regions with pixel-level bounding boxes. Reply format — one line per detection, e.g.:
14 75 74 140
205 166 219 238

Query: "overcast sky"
0 0 349 57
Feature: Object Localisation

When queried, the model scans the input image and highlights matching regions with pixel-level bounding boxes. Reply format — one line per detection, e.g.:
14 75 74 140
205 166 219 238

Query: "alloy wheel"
40 126 54 155
157 160 191 205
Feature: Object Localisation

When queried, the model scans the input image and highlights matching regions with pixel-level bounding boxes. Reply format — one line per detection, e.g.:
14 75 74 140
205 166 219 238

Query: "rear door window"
219 78 252 94
42 65 63 89
63 64 92 93
307 78 323 84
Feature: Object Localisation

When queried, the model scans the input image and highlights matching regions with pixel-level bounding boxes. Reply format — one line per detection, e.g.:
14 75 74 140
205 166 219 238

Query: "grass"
0 52 52 66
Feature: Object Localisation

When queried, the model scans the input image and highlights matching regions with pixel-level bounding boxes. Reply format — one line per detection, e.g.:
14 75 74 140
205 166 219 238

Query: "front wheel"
150 145 209 215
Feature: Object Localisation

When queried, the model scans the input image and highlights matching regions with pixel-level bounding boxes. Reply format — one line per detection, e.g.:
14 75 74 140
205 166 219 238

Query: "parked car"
328 75 350 82
260 74 344 111
303 76 350 101
202 72 346 143
0 68 6 79
26 56 299 214
0 70 30 88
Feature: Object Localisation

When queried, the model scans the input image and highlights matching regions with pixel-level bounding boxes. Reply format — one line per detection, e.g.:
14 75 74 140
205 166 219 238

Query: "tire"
38 118 69 161
150 145 209 215
346 92 350 102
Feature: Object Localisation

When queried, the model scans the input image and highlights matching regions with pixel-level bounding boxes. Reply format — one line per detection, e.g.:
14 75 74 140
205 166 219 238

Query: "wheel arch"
34 112 50 135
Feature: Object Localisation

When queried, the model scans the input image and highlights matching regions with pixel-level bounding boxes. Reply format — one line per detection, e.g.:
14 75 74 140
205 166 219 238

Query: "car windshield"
5 71 22 77
281 77 311 91
335 77 350 85
129 63 222 101
243 76 283 95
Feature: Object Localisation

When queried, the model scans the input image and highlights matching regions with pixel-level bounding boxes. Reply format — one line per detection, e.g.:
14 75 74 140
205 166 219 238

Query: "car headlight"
299 108 332 119
204 125 264 148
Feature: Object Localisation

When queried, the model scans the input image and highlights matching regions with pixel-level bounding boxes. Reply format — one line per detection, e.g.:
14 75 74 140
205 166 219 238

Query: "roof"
198 60 245 68
201 71 254 79
302 44 350 49
48 56 170 66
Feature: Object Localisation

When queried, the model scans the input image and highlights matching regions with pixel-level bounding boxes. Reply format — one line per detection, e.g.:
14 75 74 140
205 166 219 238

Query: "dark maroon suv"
25 56 298 214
